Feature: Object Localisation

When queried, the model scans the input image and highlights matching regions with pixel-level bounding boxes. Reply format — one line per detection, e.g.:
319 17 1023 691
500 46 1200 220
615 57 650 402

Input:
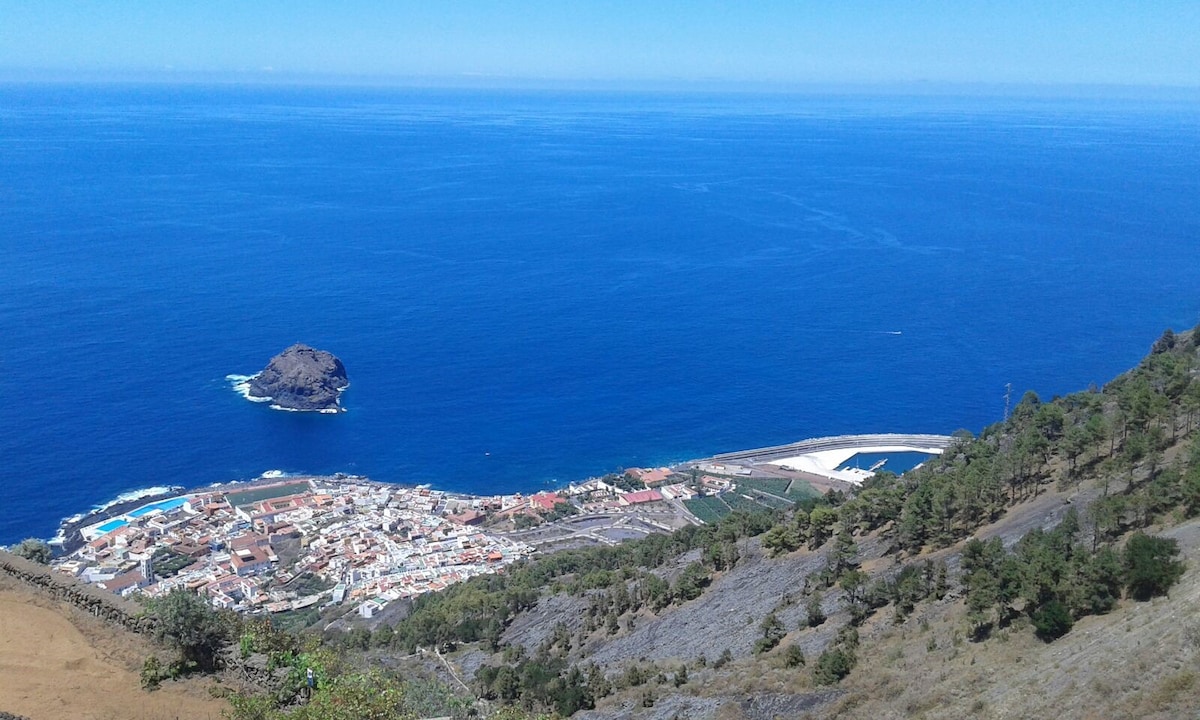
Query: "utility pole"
1003 382 1013 422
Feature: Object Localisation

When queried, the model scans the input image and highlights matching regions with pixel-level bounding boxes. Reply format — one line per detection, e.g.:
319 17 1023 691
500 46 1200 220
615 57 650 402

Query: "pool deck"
702 433 955 486
79 495 193 542
767 445 945 485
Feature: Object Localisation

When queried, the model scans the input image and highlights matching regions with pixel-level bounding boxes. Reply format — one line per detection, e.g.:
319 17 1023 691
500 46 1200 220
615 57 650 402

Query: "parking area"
500 503 695 551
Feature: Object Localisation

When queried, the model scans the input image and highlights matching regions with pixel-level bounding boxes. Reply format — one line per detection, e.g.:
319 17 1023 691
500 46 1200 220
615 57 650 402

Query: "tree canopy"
1123 532 1186 601
11 538 52 564
147 587 232 673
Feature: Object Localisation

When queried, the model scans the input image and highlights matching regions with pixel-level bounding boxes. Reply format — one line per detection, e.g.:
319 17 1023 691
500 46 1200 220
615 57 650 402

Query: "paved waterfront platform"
704 433 956 485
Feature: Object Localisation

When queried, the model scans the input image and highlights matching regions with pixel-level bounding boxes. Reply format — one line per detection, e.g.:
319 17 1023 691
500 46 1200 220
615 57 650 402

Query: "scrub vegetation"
98 325 1200 718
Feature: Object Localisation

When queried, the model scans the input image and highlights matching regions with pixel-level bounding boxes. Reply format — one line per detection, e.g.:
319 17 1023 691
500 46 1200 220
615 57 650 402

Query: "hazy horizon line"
3 67 1200 101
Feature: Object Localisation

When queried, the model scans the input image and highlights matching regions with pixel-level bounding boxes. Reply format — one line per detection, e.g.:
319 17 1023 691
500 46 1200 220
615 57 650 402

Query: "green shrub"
1124 533 1186 601
141 654 163 690
1031 599 1074 641
805 592 826 627
812 647 856 685
12 538 52 564
783 643 806 668
712 648 733 669
147 587 232 673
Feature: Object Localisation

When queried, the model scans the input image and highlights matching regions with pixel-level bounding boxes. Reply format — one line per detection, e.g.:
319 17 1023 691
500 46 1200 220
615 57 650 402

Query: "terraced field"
683 477 818 523
682 496 731 523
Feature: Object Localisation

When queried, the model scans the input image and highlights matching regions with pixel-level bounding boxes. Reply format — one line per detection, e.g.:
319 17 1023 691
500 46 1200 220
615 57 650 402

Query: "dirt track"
0 581 229 720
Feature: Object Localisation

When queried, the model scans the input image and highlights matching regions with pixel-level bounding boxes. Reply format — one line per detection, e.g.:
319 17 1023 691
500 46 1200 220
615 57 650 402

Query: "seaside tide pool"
1 85 1198 544
839 452 933 476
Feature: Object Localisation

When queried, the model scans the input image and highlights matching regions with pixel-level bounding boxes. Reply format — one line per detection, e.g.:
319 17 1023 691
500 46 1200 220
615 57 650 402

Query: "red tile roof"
529 492 566 511
621 489 664 504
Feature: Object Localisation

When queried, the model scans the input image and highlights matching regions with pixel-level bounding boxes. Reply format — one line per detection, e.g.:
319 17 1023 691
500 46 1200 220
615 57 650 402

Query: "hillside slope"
830 516 1200 720
388 326 1200 719
12 328 1193 720
0 574 229 720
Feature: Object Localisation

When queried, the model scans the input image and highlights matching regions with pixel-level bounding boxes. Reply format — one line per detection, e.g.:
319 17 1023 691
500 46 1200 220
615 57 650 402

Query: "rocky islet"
247 343 348 412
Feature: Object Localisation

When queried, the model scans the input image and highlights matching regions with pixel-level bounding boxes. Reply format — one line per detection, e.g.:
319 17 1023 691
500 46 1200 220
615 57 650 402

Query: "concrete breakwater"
708 433 957 464
0 550 156 636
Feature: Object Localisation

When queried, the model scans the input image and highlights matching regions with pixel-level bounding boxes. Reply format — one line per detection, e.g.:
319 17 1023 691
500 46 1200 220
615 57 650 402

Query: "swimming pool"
838 451 936 475
127 496 188 518
95 518 129 533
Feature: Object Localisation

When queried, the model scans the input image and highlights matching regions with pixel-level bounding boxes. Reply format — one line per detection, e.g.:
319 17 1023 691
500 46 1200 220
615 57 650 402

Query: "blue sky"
1 1 1198 87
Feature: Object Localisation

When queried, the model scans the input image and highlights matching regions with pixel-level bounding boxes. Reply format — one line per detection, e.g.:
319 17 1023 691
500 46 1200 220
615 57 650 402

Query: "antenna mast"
1003 382 1013 422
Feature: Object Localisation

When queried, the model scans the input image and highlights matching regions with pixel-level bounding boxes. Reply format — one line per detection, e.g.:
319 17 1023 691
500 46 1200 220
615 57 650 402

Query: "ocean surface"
1 84 1198 544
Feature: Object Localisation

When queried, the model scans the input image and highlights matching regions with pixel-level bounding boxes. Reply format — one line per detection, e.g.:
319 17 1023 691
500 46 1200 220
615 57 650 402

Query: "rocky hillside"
99 326 1193 720
364 326 1200 720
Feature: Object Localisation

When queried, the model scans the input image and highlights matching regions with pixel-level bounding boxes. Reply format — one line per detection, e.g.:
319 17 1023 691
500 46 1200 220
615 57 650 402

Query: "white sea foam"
231 371 345 413
268 403 343 414
226 373 272 402
53 485 183 543
259 470 292 479
91 486 181 513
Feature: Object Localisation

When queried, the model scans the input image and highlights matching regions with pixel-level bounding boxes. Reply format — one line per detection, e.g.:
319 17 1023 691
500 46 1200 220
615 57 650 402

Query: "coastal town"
45 434 951 620
48 471 701 620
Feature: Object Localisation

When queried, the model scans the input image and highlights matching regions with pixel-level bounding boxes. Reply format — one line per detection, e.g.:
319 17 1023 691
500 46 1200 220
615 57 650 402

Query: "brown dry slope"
823 518 1200 720
0 579 228 720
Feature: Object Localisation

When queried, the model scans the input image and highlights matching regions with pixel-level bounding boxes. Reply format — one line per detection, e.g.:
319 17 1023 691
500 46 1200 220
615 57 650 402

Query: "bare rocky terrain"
452 468 1200 720
829 517 1200 720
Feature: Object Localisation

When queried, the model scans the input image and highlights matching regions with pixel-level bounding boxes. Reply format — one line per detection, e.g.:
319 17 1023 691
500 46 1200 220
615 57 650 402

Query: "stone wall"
0 550 286 702
0 550 157 636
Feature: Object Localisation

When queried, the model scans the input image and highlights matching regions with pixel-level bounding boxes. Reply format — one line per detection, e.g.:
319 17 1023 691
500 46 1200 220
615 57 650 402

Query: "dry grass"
0 575 230 720
574 463 1200 719
812 517 1200 720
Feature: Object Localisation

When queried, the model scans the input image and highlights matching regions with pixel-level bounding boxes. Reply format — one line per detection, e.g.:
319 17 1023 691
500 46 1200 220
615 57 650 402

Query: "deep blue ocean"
1 85 1198 544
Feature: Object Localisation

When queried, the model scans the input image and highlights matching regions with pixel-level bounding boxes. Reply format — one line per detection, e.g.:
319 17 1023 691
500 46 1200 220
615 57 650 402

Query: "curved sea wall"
0 550 156 636
56 488 179 555
708 433 956 463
